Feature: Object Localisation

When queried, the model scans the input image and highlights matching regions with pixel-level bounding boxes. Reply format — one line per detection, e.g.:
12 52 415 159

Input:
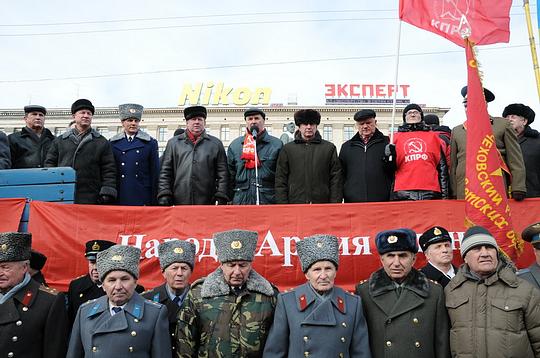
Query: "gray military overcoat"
518 262 540 291
263 283 372 357
66 292 171 357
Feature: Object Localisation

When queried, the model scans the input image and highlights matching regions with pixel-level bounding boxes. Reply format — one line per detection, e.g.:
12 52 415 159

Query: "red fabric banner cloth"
399 0 512 47
28 200 538 292
464 39 523 260
0 198 26 231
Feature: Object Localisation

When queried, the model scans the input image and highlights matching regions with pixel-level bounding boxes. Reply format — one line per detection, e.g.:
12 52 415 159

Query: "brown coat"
445 259 540 358
450 117 526 199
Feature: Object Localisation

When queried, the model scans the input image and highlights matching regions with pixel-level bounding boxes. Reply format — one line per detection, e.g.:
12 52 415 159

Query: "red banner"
28 200 537 292
0 198 26 231
464 39 523 260
399 0 512 47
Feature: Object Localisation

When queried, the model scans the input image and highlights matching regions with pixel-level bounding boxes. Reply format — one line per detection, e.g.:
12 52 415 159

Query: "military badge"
434 228 442 236
316 242 323 248
174 247 184 254
92 242 100 251
231 241 242 249
111 255 123 261
387 235 398 244
0 244 7 252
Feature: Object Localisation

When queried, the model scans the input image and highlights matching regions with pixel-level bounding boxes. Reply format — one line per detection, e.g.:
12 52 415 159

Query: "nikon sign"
179 82 272 106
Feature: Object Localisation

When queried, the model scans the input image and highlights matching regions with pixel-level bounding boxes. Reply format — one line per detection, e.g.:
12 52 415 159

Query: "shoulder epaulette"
145 299 161 307
80 298 97 308
39 285 59 295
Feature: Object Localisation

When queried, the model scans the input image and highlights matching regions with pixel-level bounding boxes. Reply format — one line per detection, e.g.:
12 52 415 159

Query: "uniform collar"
200 267 275 298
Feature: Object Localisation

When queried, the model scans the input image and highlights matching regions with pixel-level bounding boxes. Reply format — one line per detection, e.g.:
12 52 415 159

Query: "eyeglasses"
406 110 420 116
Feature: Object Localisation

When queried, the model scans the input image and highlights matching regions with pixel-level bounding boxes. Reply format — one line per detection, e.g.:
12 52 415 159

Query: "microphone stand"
251 128 261 205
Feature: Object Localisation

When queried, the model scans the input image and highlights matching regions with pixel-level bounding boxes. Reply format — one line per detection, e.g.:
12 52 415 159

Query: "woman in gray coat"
263 234 371 358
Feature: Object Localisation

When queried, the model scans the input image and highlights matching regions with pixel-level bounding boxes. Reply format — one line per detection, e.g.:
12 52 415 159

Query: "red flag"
463 39 523 260
399 0 512 47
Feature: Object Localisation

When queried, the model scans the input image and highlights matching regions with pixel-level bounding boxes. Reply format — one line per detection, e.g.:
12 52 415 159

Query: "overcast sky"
1 0 539 130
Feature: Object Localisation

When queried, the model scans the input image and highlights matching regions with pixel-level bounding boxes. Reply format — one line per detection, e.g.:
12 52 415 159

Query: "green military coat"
356 268 450 358
176 267 278 357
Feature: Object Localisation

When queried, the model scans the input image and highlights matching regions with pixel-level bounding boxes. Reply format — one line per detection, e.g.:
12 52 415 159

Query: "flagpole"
389 19 402 143
523 0 540 102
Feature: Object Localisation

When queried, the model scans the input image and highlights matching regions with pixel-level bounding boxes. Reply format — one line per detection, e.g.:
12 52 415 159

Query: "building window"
117 126 123 133
97 127 110 139
266 126 272 136
139 127 147 133
323 125 333 141
343 125 354 141
157 127 167 141
220 126 230 141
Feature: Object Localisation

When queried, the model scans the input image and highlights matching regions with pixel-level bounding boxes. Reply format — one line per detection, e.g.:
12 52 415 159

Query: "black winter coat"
0 130 11 169
275 131 342 204
44 129 117 204
339 129 393 202
158 131 228 204
0 278 69 358
519 126 540 197
8 127 55 168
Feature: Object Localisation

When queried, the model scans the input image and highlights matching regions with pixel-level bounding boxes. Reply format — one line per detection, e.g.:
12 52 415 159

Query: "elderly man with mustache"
445 226 540 358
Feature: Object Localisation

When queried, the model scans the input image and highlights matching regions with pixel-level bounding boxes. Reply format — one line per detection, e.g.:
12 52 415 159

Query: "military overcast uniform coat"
67 273 145 324
142 283 188 355
0 278 69 358
356 268 450 358
67 293 171 357
176 268 279 358
420 262 457 288
263 283 372 358
518 262 540 290
110 131 160 206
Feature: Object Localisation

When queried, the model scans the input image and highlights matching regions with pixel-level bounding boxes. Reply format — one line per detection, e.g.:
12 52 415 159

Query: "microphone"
250 125 259 139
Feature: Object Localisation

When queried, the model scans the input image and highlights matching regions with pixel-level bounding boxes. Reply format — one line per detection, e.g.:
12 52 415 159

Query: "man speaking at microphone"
227 107 283 204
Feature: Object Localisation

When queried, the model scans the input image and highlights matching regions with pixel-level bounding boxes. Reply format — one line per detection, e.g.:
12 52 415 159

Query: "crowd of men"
1 222 540 357
1 86 539 204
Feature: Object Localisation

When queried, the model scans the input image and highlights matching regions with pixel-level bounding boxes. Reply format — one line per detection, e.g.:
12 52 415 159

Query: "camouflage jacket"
176 267 278 358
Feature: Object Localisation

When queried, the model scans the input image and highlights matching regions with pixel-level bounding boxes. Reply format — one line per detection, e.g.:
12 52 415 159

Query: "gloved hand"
99 195 114 205
384 143 396 160
158 196 173 206
511 191 526 201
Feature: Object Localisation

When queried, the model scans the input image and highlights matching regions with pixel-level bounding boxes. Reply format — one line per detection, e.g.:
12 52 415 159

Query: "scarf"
186 129 203 144
0 273 31 304
240 129 261 169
